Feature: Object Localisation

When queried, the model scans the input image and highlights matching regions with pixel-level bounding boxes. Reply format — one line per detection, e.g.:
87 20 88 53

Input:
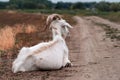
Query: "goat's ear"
64 22 73 29
61 20 73 29
66 24 73 29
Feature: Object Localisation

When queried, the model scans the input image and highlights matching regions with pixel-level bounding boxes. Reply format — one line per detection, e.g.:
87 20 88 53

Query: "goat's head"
45 14 62 30
50 19 73 39
45 14 73 39
60 19 73 39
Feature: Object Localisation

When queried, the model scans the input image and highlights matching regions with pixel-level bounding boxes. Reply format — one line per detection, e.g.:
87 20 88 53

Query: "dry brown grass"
7 10 17 14
0 26 15 50
13 24 36 34
12 24 24 34
0 24 37 50
25 25 36 34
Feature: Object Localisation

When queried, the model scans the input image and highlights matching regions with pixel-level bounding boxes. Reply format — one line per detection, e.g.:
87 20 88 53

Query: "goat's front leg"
62 50 72 67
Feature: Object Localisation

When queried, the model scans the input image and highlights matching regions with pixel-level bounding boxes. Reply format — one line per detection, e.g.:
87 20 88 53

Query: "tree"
9 0 53 9
0 2 8 9
96 1 111 11
55 2 72 9
110 3 120 12
71 2 85 9
84 2 96 8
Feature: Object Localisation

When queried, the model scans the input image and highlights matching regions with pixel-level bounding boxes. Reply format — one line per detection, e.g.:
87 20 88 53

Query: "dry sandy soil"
0 12 120 80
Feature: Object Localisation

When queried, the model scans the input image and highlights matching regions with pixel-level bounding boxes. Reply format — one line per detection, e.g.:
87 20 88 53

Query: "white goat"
12 15 72 73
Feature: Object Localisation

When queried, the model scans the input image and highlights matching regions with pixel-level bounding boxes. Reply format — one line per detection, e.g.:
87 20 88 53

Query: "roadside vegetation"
92 11 120 23
93 22 120 41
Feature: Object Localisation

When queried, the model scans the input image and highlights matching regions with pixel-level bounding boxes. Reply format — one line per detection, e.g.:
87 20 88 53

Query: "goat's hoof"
65 63 72 67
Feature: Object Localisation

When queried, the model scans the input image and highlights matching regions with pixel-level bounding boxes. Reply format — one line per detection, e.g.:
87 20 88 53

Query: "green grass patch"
95 11 120 23
0 50 6 57
15 9 77 15
16 9 77 25
23 9 120 23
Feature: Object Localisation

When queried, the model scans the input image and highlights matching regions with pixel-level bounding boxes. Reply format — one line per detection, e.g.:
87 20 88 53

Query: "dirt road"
65 16 120 80
0 16 120 80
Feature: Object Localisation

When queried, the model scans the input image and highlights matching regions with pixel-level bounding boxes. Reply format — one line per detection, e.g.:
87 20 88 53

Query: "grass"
0 9 97 15
0 50 6 57
0 26 15 50
11 9 77 15
94 22 120 41
17 9 98 16
15 9 120 23
94 11 120 23
0 24 37 51
1 9 120 23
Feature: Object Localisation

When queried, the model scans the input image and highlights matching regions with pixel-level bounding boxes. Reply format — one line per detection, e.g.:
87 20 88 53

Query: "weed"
94 22 120 41
0 24 37 51
0 50 6 57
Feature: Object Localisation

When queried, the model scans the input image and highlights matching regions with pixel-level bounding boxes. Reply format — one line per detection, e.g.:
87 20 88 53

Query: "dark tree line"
8 0 53 9
0 0 120 12
96 1 120 12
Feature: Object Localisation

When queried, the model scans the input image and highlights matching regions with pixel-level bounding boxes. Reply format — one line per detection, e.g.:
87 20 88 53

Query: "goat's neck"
52 29 62 39
53 35 65 45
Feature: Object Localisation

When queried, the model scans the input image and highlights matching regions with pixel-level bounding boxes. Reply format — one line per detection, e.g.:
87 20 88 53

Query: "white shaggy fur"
46 14 62 27
50 19 73 39
12 17 72 73
46 14 72 39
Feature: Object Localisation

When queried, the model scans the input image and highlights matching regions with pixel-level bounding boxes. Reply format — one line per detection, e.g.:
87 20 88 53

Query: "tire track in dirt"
65 16 101 80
